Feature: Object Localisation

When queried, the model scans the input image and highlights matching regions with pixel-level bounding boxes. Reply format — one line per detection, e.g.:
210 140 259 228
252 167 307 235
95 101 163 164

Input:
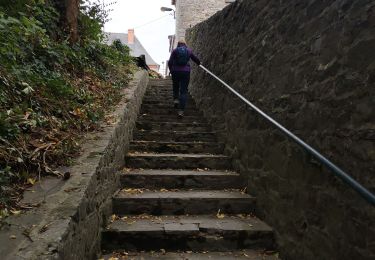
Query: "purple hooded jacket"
168 43 201 73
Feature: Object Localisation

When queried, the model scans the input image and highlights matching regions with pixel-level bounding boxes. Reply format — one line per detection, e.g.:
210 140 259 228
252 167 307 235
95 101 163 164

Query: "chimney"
128 29 135 44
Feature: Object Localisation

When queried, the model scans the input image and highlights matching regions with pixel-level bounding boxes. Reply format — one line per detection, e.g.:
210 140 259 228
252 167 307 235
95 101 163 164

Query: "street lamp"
161 6 175 19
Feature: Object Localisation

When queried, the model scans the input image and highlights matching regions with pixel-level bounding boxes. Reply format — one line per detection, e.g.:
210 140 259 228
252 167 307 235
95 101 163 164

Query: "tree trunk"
64 0 79 43
51 0 79 43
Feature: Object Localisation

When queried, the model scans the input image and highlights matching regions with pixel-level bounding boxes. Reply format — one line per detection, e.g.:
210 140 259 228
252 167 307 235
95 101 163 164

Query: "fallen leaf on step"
216 209 225 219
39 223 51 233
27 178 37 185
122 168 133 173
10 210 21 215
110 214 119 223
123 188 144 194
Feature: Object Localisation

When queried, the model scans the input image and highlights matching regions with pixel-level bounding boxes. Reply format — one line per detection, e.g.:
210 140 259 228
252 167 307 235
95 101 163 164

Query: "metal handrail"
199 64 375 207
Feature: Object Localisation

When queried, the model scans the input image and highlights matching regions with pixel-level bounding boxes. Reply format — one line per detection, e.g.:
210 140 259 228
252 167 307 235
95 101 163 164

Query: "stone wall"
0 71 149 260
173 0 233 44
186 1 375 259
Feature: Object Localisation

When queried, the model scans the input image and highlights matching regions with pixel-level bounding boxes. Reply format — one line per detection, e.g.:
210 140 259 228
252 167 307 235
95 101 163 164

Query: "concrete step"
138 114 206 124
120 169 245 189
133 131 217 142
125 153 231 170
136 121 211 132
102 250 279 260
112 190 255 215
129 141 223 154
102 215 273 251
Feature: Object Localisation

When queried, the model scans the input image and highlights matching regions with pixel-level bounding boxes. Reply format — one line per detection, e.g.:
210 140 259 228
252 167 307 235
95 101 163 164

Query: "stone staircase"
101 79 278 259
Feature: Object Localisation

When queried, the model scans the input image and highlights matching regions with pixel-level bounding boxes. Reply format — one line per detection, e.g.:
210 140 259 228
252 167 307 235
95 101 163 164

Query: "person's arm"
168 50 175 70
190 51 201 65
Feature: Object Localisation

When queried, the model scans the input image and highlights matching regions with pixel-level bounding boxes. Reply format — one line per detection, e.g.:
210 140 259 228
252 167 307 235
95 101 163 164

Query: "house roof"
104 32 159 66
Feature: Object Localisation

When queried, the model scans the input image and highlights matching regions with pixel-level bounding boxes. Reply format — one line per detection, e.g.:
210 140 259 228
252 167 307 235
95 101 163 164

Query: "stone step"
112 190 255 215
102 215 273 251
140 103 196 109
102 250 279 260
145 90 174 94
125 153 231 170
140 108 201 116
142 97 194 102
138 114 206 124
129 141 223 154
140 103 199 111
145 86 172 89
148 82 172 87
147 87 173 90
145 86 172 90
133 131 217 142
136 121 211 132
120 169 244 189
143 91 181 95
145 88 172 91
142 100 197 105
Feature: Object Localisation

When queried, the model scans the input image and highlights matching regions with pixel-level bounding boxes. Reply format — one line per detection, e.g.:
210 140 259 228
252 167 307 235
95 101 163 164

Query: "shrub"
0 0 134 211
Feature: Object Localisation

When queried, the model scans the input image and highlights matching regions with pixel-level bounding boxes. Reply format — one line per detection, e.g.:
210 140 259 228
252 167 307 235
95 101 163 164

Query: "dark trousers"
171 71 190 110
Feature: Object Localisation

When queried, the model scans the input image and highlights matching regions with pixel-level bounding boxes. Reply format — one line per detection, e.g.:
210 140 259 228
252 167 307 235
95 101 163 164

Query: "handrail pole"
199 64 375 207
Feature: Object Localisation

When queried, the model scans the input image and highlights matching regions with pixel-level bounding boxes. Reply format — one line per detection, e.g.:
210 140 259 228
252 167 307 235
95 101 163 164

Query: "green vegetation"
0 0 134 215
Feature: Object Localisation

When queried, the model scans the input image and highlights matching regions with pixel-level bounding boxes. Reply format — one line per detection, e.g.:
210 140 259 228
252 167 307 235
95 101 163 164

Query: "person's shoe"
177 110 184 118
173 99 179 109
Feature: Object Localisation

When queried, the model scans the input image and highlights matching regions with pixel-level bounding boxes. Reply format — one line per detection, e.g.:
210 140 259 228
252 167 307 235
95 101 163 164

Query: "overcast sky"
103 0 175 72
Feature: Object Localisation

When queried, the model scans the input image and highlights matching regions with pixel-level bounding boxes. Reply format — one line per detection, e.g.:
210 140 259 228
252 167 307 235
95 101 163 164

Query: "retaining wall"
186 1 375 259
0 70 149 260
